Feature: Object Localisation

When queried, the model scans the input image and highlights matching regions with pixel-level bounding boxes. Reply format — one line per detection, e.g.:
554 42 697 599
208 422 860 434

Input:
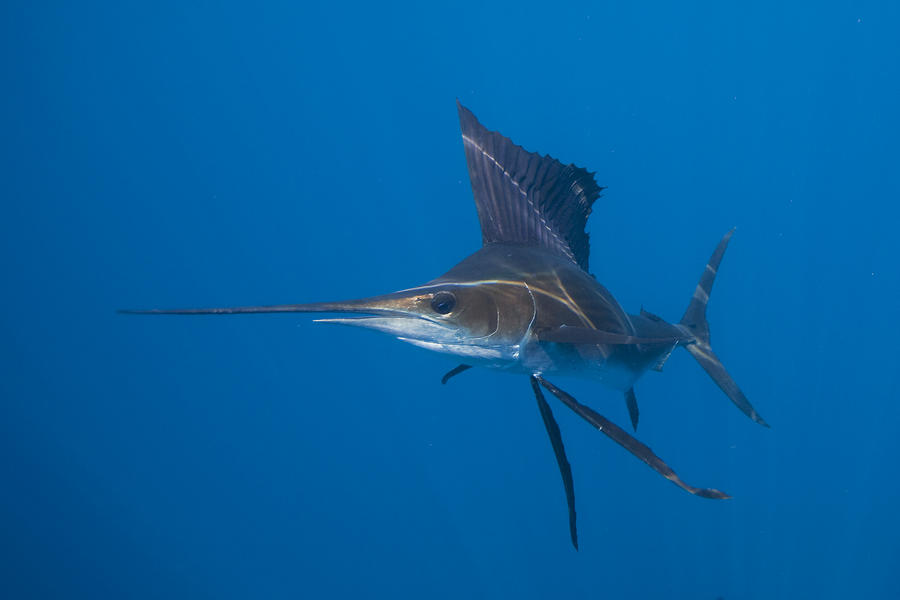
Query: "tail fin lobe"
685 343 769 427
680 228 735 345
680 230 769 428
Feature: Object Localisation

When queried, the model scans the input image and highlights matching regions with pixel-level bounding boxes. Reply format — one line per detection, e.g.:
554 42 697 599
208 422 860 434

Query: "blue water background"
3 2 899 598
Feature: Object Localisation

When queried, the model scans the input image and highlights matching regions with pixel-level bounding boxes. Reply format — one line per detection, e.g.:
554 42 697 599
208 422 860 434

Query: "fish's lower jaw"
397 337 517 366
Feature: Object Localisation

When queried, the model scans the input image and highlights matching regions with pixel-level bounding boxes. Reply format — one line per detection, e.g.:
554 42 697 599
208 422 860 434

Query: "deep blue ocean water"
3 2 899 598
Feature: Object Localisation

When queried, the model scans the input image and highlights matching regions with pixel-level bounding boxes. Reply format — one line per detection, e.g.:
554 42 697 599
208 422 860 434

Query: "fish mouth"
316 315 511 363
283 290 464 346
303 292 451 337
311 293 509 360
315 315 462 344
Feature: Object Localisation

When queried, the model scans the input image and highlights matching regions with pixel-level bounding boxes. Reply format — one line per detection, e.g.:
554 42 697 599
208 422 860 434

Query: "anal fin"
625 388 639 431
652 342 678 372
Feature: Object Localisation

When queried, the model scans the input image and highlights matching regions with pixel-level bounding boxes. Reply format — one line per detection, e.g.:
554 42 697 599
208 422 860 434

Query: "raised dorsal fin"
457 101 603 272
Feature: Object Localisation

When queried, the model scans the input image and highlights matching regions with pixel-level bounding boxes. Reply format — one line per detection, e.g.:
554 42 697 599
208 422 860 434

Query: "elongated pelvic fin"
625 388 639 431
441 364 472 385
530 376 578 550
534 376 730 500
537 325 688 346
685 344 769 427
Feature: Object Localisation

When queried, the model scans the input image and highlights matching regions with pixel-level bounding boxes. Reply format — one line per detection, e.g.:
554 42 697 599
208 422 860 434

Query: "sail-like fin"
537 324 687 346
679 230 769 427
441 364 472 385
530 376 578 549
624 388 639 431
534 376 730 500
457 101 603 272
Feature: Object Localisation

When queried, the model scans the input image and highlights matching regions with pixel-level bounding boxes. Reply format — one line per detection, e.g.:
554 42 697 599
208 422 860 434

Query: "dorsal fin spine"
458 102 603 272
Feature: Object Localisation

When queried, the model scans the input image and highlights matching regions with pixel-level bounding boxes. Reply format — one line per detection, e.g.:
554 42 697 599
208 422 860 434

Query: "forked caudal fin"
679 230 770 428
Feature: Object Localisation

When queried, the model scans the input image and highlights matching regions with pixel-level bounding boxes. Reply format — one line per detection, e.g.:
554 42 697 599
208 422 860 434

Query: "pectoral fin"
441 364 472 385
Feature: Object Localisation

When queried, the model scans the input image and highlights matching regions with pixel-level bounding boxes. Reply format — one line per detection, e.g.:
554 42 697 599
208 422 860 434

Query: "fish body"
123 102 767 549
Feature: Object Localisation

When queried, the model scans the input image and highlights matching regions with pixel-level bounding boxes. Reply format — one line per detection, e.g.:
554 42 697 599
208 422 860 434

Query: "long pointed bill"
119 291 488 353
121 281 516 364
118 292 421 317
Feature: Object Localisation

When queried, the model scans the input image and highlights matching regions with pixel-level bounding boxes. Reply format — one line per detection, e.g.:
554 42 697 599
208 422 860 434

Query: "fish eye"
430 291 456 314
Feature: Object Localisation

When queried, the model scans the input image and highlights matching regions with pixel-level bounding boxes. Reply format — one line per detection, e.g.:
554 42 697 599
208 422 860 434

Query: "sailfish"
123 102 767 549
